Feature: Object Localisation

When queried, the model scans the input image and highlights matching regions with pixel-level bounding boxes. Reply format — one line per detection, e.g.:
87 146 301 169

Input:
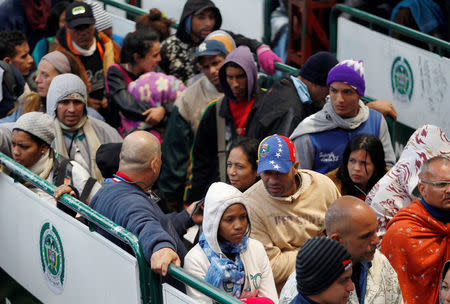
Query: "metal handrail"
330 4 450 56
0 152 153 304
168 265 243 304
100 0 147 16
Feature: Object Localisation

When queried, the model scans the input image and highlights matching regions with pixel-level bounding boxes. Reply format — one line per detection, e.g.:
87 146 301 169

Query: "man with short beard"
280 196 403 304
160 0 281 83
46 73 122 183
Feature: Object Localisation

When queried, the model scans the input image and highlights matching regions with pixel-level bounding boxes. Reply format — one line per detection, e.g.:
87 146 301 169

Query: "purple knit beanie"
326 59 365 96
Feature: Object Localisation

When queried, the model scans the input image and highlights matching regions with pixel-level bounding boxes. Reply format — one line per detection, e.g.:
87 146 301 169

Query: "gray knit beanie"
46 73 87 119
14 112 55 146
296 237 353 296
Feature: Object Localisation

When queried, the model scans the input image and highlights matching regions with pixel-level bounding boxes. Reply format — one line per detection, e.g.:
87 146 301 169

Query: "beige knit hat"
14 112 55 146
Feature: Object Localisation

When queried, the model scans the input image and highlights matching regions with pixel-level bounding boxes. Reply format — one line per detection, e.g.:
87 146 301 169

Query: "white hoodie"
184 182 278 303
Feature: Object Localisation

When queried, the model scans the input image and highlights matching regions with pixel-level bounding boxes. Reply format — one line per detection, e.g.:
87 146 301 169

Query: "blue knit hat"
327 59 365 96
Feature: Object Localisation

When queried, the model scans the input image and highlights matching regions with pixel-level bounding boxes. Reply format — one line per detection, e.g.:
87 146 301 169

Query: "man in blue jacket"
90 131 202 276
290 59 396 174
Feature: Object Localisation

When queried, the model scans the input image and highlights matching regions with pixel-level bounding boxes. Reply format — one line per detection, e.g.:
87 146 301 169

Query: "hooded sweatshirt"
184 182 278 303
219 46 258 103
184 46 261 203
160 0 262 82
176 0 222 44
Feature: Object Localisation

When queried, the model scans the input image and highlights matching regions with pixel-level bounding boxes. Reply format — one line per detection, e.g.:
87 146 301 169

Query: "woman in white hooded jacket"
184 182 278 303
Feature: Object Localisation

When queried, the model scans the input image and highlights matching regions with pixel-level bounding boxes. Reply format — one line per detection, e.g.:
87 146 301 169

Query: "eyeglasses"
421 180 450 189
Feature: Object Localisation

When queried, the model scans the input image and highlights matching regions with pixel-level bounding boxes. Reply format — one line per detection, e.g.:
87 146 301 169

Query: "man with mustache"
56 2 119 114
160 0 281 83
280 196 403 304
382 156 450 304
243 134 340 292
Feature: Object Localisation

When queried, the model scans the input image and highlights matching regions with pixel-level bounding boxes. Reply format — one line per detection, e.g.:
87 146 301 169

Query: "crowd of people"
0 1 449 304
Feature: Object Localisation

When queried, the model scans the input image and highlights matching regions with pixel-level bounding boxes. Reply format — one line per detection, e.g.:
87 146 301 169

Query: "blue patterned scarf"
199 232 249 298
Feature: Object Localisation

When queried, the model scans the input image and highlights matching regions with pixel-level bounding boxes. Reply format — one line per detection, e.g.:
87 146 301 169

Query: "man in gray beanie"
46 73 122 182
291 236 354 304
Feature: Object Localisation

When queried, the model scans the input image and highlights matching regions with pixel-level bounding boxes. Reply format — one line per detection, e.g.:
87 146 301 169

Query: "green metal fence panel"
329 4 450 56
0 152 152 304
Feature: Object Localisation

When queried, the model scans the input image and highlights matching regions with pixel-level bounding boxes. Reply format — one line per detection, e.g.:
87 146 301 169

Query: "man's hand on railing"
366 99 398 121
151 247 181 276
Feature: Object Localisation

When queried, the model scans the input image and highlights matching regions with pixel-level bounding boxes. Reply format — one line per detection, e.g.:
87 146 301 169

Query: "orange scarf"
381 199 450 304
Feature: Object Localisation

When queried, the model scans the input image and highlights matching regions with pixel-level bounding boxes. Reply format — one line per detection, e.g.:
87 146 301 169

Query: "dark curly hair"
120 28 160 65
0 30 27 59
135 8 174 41
336 134 386 196
228 137 259 172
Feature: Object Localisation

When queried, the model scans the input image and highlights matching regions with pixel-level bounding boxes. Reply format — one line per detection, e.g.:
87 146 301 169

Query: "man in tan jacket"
243 134 340 292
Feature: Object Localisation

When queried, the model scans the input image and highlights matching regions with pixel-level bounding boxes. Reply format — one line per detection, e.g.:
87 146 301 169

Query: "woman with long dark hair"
227 137 259 192
327 134 387 200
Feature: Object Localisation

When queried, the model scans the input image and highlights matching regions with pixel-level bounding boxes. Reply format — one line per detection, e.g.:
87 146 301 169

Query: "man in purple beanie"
247 52 398 142
290 59 396 174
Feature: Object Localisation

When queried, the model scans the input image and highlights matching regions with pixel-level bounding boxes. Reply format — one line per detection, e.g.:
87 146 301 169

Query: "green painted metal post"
263 0 272 45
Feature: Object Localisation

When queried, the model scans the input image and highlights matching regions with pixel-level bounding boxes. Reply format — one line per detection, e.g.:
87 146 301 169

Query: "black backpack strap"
53 156 71 186
79 177 96 203
53 155 77 217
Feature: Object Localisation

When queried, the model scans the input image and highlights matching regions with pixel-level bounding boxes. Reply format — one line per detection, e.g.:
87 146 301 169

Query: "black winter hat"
298 51 338 87
296 237 352 296
96 143 122 179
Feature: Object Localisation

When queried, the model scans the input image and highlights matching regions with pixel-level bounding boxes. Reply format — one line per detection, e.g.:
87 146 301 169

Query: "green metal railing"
0 152 155 304
100 0 147 17
168 266 242 304
330 4 450 56
0 152 243 304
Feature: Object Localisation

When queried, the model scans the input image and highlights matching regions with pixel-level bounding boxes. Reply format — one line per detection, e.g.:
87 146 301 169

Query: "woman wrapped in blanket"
183 182 278 303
